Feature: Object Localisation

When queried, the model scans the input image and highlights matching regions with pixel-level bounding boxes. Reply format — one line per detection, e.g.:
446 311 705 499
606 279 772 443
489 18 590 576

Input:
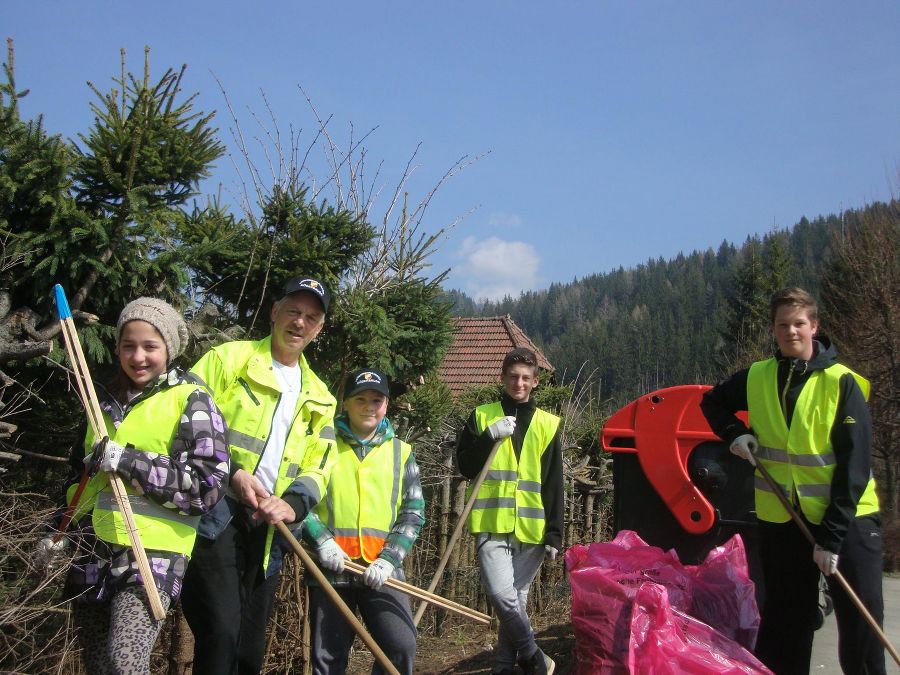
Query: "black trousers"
755 516 885 675
181 521 281 675
308 583 417 675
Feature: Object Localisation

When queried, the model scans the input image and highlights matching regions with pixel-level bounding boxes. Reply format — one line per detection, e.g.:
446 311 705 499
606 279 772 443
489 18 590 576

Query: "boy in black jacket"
701 287 885 675
457 348 563 675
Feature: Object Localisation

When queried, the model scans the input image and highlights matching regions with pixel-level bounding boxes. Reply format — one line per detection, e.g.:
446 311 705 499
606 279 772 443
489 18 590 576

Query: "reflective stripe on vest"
747 358 879 524
467 402 560 544
86 382 204 555
314 436 411 562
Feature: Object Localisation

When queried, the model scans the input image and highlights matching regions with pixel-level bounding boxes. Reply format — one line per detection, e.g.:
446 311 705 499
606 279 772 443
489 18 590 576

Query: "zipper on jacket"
779 361 802 507
780 364 794 425
238 377 261 405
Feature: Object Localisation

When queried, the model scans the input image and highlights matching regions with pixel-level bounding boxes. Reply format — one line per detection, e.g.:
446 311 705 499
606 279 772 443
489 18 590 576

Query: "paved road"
810 575 899 674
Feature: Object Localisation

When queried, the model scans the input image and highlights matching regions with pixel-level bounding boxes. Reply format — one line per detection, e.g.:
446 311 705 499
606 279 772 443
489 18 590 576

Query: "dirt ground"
346 612 576 674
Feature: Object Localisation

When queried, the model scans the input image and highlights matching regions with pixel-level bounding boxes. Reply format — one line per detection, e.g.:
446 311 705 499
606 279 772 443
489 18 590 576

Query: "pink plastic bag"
566 530 770 674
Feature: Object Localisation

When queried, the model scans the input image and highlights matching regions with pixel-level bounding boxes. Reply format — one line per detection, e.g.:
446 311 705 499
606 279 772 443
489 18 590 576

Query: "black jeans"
308 583 417 675
755 516 885 675
181 521 281 675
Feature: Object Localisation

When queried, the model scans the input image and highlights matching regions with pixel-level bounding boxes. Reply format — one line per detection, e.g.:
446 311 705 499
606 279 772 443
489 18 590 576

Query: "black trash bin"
602 386 762 588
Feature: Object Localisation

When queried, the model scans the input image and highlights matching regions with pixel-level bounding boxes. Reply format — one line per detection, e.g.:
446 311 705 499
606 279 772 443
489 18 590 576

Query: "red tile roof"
439 315 555 397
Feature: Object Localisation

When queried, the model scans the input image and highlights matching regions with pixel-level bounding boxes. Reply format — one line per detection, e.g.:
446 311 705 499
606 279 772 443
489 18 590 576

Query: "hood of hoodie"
775 335 838 375
335 412 395 449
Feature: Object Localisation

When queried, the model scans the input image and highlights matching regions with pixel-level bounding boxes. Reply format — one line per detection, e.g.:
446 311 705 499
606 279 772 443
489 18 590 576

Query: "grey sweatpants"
73 586 171 674
475 533 545 670
308 582 417 675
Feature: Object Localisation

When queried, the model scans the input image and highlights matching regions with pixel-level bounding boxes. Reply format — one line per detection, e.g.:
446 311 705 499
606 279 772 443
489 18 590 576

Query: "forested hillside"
449 211 845 404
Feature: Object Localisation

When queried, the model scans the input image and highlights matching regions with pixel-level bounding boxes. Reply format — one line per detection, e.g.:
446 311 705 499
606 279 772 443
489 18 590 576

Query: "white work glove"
729 434 758 466
813 544 839 576
486 416 516 441
362 558 395 590
34 535 70 570
545 545 558 561
316 538 349 574
86 437 126 475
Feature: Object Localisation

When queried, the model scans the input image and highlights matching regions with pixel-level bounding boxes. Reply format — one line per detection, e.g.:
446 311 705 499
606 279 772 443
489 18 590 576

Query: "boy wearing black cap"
303 367 425 675
182 277 338 675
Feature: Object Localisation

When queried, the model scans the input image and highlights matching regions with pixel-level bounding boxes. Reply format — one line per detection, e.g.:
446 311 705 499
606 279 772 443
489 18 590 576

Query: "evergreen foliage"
718 230 797 371
0 47 456 467
7 52 226 346
316 201 455 408
1 49 229 483
181 183 373 332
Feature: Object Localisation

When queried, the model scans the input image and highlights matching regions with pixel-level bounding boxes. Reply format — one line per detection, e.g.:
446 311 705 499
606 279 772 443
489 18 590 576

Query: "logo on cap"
299 279 324 297
356 371 381 385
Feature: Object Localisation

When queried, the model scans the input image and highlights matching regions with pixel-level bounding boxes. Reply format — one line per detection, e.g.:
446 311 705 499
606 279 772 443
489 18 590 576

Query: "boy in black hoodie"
456 348 563 675
701 287 885 675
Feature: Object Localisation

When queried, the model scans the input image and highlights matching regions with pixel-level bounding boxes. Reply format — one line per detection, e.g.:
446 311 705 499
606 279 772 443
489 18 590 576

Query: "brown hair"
502 347 539 375
769 287 818 324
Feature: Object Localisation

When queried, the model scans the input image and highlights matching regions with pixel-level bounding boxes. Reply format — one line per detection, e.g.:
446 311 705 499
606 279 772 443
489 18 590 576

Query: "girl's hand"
85 437 126 475
35 535 70 571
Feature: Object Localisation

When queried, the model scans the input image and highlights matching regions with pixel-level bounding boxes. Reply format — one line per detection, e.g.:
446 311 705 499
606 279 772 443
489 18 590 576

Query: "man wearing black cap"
302 367 425 675
182 277 338 675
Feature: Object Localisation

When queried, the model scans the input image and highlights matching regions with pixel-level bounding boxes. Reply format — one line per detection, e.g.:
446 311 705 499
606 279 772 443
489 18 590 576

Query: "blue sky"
6 2 900 301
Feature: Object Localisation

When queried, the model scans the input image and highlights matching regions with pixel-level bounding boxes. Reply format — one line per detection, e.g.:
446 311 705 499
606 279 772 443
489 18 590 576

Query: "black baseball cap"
281 276 330 312
343 368 390 399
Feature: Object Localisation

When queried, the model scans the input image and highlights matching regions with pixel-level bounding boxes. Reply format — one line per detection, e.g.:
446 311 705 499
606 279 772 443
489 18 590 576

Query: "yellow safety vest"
313 436 411 562
748 358 879 524
467 402 560 544
67 382 203 556
191 336 336 573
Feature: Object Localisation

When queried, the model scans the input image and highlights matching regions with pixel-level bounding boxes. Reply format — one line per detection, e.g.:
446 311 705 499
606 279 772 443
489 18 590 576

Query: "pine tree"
3 47 227 467
13 48 225 338
719 237 778 371
180 182 373 332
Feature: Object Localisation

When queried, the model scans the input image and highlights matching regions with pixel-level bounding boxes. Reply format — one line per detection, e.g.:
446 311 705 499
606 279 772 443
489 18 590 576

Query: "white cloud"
487 212 523 228
456 236 540 301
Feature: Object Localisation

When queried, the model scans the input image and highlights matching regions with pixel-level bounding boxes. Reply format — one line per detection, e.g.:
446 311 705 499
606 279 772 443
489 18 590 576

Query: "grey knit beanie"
117 297 189 361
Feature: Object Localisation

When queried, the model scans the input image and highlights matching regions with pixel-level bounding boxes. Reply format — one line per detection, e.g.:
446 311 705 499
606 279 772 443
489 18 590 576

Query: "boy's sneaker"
518 648 555 675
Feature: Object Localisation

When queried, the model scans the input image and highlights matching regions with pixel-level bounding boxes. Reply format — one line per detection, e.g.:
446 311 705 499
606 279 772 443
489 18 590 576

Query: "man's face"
344 389 389 439
772 304 818 361
501 363 539 403
270 292 325 365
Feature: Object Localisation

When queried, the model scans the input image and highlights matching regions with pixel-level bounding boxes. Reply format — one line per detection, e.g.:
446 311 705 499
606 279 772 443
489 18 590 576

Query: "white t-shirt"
254 359 302 493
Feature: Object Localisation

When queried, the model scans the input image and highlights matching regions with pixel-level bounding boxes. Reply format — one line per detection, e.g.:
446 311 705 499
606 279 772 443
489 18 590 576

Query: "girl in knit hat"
39 298 231 674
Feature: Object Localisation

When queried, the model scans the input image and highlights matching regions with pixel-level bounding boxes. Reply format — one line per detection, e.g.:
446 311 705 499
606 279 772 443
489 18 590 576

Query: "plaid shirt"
304 414 425 583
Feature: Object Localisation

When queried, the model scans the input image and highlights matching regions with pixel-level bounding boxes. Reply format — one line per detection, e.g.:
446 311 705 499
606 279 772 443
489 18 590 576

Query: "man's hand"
362 558 395 590
317 538 349 573
813 544 839 576
231 469 270 510
253 494 296 525
486 416 516 441
545 545 558 561
729 434 759 466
